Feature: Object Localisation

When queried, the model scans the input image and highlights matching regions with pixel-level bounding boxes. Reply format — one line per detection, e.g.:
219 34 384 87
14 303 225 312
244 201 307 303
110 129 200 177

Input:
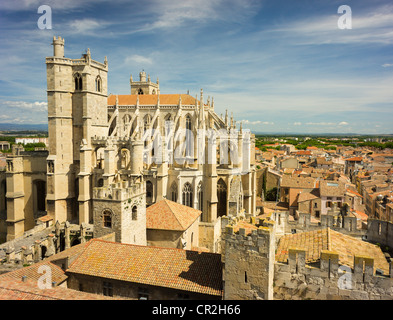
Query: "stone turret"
222 218 276 300
52 36 64 57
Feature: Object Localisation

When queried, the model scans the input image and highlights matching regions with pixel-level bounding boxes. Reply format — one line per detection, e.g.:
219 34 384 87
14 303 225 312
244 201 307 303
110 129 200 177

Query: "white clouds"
67 19 108 36
1 101 47 112
143 0 262 31
241 120 274 125
306 122 336 126
125 54 153 66
0 0 110 11
293 122 302 126
382 63 393 67
271 4 393 45
304 121 349 127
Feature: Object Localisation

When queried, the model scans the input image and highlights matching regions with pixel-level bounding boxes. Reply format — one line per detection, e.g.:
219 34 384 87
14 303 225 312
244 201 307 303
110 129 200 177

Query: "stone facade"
221 213 393 300
0 37 258 255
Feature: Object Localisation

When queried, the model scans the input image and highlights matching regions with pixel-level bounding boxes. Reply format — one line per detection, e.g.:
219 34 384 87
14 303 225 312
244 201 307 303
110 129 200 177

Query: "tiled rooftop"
108 94 202 106
0 260 67 285
66 239 223 297
0 278 121 300
276 228 389 274
146 199 202 231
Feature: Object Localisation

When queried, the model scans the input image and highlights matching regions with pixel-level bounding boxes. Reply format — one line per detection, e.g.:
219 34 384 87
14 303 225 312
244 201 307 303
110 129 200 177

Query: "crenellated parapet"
93 180 145 201
274 247 393 300
221 216 276 300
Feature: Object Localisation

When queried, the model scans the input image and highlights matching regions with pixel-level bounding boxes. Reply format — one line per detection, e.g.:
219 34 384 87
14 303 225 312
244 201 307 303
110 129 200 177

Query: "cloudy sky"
0 0 392 134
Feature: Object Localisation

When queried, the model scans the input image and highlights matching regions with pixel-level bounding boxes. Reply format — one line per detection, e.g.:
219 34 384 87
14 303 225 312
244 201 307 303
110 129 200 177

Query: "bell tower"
130 70 160 95
46 36 108 224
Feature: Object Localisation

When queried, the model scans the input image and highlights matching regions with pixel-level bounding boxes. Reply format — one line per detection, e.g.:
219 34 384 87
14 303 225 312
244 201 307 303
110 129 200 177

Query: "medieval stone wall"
274 248 393 300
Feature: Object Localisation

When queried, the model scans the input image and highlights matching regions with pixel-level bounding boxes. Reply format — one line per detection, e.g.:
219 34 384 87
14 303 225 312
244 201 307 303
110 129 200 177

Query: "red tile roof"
108 94 200 106
0 261 67 285
66 239 223 297
0 278 120 300
296 150 312 156
276 228 389 274
146 199 201 231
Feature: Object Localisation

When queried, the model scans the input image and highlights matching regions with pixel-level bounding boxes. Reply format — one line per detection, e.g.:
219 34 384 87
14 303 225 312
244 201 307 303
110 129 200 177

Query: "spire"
225 109 228 126
230 112 234 128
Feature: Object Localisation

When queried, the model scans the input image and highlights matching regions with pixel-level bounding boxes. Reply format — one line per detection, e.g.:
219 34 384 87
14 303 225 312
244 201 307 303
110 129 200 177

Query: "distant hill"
0 123 48 132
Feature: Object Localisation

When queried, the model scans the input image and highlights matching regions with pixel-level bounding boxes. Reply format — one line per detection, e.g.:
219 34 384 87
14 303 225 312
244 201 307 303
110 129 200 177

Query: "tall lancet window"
95 76 102 92
217 179 227 217
74 73 82 91
171 182 178 202
185 114 193 157
182 182 193 208
197 181 203 217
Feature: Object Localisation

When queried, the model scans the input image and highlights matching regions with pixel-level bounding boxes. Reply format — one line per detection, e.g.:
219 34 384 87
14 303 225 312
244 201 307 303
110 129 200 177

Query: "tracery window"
182 182 193 208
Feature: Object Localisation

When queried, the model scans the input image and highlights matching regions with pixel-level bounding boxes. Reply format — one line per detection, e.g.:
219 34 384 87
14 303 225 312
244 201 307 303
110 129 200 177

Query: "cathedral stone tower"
46 36 108 224
130 71 160 95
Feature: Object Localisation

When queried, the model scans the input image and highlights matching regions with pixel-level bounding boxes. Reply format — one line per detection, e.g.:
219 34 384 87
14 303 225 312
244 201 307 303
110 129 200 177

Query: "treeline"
0 136 47 153
255 136 393 151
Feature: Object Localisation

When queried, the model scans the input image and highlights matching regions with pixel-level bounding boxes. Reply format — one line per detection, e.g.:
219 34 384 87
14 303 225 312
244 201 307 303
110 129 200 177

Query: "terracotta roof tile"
146 199 201 231
0 278 121 300
0 261 67 285
108 94 199 106
66 239 222 296
276 228 389 274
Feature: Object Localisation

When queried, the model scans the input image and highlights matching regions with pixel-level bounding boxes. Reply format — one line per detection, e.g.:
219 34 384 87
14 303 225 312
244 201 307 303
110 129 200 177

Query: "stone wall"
270 211 366 240
274 248 393 300
222 220 275 300
199 217 221 253
366 219 393 248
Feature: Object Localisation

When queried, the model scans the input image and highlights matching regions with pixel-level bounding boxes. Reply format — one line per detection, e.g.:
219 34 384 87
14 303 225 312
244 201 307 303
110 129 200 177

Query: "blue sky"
0 0 392 134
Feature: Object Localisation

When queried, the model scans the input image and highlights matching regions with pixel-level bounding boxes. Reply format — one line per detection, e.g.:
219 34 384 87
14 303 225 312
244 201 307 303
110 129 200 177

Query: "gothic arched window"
146 181 153 204
182 182 193 208
74 73 82 91
103 210 112 228
95 76 102 92
185 114 193 157
171 182 178 202
217 179 227 217
132 206 138 220
144 114 151 133
197 182 203 218
138 88 144 95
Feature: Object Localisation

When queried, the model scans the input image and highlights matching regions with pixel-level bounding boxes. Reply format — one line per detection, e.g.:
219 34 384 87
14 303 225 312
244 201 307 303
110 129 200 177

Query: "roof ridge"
165 199 188 230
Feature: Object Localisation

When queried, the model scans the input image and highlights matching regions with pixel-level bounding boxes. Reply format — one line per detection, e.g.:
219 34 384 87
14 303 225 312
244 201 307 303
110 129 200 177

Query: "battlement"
93 181 145 201
222 216 276 260
274 246 393 300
